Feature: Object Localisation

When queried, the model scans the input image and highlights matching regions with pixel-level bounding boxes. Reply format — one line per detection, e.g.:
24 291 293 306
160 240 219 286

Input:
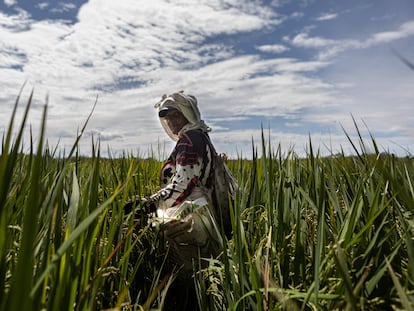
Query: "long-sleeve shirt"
154 129 214 212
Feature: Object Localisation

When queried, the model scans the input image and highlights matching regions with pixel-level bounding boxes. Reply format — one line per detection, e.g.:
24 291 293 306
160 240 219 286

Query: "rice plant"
200 127 414 310
1 92 413 310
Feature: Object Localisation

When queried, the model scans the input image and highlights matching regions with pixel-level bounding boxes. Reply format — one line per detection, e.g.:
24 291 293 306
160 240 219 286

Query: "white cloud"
36 2 50 10
289 32 337 48
50 3 77 13
286 20 414 60
0 10 31 30
4 0 16 7
0 1 413 158
255 44 289 53
368 20 414 44
315 12 338 21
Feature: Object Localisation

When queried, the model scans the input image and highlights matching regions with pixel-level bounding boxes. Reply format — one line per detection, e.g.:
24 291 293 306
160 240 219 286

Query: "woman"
123 91 233 309
151 91 223 274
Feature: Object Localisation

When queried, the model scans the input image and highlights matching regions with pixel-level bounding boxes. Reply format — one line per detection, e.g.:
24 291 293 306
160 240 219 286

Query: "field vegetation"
0 92 413 310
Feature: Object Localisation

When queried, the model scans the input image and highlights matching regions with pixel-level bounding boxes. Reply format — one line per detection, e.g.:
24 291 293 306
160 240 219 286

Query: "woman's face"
164 110 188 134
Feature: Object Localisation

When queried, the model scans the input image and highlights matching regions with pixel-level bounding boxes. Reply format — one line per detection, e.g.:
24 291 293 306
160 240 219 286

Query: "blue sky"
1 0 413 158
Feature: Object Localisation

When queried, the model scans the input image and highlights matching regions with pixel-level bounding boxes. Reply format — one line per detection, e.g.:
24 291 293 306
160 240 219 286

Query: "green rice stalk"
385 257 414 311
7 98 46 311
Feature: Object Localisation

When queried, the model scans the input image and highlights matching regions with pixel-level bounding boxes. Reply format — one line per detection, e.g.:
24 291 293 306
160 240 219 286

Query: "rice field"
1 94 413 310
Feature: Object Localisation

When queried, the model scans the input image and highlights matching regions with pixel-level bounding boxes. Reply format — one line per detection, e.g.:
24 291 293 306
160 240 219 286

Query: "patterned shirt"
157 129 214 208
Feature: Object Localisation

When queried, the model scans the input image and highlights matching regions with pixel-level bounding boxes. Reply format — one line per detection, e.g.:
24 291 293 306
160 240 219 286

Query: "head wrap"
154 91 211 141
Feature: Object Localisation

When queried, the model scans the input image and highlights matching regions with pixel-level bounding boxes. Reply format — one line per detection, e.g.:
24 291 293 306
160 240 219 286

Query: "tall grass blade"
31 182 125 297
8 99 47 311
385 257 414 311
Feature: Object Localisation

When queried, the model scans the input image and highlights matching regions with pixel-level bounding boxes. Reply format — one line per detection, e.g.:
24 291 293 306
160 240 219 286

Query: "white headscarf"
154 91 211 141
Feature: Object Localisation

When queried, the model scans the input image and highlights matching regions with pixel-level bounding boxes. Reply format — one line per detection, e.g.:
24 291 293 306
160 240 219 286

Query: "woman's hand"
162 213 209 247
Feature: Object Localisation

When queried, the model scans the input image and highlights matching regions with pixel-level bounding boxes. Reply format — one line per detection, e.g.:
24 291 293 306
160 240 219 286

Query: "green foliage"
1 94 413 310
201 127 414 310
0 94 165 310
